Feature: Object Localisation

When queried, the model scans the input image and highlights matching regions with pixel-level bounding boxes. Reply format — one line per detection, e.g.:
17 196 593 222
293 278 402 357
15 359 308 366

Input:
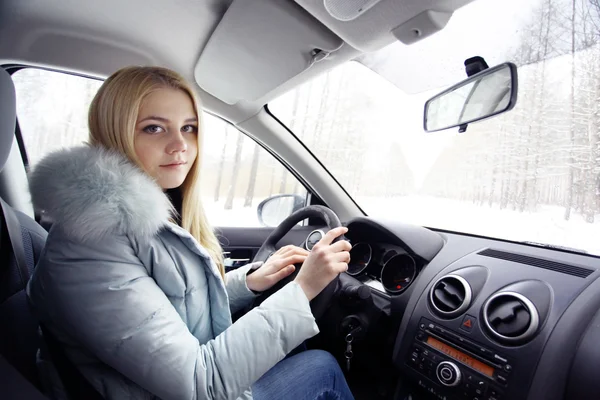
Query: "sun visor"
194 0 343 105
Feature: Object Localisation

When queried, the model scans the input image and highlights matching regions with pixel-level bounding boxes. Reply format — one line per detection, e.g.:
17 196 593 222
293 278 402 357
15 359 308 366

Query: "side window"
13 68 103 165
12 68 307 227
200 116 307 227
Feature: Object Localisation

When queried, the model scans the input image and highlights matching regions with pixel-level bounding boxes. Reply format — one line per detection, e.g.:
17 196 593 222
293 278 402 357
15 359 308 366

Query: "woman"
26 66 354 400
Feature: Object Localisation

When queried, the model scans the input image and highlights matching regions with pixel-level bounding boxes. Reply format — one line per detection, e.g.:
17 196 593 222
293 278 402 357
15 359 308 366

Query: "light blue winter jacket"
26 145 319 400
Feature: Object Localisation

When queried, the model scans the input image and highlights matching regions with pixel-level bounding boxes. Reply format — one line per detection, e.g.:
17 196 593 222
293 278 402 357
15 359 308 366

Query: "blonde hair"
88 66 225 278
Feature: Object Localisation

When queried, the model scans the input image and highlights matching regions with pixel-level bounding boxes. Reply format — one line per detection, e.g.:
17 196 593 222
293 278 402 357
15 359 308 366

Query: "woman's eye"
182 125 198 134
143 125 164 134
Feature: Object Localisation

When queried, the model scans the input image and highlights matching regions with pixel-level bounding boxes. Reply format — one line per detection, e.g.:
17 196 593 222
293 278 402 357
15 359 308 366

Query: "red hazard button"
461 315 476 332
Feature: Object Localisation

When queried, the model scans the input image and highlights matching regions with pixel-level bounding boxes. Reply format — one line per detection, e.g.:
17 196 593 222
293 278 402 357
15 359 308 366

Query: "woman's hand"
294 227 351 301
246 245 309 293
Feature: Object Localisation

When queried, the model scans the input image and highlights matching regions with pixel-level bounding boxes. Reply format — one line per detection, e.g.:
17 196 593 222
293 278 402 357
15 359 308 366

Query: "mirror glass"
257 194 304 227
424 63 517 132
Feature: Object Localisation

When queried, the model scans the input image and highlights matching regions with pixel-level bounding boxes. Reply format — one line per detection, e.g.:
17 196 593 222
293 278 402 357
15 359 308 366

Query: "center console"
407 318 509 400
392 248 596 400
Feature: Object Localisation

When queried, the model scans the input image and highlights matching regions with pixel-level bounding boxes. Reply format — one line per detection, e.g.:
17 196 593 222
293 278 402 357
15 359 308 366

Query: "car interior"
2 0 600 399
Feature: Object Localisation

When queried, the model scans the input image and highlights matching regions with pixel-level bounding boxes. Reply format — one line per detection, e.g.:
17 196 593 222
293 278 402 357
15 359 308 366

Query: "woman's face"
134 87 199 189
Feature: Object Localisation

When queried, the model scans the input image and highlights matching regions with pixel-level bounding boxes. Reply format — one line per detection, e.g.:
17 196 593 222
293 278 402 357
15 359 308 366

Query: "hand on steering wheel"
294 227 351 300
250 205 349 319
247 246 309 293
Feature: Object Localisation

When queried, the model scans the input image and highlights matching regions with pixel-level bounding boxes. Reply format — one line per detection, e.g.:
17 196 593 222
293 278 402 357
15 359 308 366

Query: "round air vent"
429 275 472 318
483 292 539 344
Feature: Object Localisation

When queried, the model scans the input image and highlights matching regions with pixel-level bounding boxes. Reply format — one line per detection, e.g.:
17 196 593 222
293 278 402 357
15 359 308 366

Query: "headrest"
0 68 16 171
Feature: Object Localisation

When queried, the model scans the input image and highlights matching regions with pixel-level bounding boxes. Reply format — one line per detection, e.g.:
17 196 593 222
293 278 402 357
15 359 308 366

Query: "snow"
356 195 600 256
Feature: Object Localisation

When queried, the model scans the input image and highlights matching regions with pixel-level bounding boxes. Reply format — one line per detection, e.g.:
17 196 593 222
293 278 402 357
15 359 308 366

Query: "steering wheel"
251 205 344 319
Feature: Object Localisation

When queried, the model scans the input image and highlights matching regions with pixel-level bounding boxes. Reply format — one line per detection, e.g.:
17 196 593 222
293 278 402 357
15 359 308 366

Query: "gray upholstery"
0 66 49 391
0 68 16 172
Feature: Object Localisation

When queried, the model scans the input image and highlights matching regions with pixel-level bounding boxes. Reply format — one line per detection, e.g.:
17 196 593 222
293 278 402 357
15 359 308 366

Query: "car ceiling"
0 0 475 124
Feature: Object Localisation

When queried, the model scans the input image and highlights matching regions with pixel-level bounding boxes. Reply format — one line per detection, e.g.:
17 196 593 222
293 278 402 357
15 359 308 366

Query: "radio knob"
436 361 461 387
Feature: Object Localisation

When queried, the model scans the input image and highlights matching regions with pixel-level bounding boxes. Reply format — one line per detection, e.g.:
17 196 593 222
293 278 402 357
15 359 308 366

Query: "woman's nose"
167 131 187 154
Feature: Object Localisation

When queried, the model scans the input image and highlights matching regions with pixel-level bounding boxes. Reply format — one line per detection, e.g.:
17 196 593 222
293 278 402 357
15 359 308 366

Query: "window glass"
269 0 600 255
12 68 306 227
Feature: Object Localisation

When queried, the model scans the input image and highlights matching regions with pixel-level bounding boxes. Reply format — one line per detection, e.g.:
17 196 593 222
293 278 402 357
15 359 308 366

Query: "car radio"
406 318 511 400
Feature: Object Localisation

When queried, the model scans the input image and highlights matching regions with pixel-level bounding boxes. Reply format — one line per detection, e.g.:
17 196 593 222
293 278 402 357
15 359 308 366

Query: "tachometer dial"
380 254 416 294
347 243 372 276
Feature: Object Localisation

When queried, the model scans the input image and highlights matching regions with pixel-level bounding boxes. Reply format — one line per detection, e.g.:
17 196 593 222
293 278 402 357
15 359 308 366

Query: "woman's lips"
160 161 187 168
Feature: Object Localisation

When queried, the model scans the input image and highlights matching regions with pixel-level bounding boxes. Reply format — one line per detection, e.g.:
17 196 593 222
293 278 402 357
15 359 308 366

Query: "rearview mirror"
424 62 518 132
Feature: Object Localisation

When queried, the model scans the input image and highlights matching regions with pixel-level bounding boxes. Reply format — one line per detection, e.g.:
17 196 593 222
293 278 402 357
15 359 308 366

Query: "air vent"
483 292 539 344
478 249 593 278
429 275 472 318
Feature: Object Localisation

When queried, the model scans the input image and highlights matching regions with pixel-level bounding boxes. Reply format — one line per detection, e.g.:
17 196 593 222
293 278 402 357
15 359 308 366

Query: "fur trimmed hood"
28 145 173 242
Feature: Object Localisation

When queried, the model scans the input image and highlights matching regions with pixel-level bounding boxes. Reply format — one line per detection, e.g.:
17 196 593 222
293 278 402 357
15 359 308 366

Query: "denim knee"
299 350 346 382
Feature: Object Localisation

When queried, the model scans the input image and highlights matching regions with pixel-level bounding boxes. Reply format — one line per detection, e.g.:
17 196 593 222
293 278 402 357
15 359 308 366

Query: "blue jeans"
253 349 355 400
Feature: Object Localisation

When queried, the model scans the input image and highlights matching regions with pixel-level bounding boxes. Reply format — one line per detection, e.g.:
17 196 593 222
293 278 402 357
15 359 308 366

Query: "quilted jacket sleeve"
28 234 319 400
225 262 262 314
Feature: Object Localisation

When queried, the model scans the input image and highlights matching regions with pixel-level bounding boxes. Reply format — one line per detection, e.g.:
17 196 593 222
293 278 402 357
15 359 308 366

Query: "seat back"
0 68 49 389
0 68 105 400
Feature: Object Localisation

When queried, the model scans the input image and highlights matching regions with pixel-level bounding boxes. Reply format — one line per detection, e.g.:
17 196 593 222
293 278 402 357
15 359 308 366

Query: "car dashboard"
338 216 600 400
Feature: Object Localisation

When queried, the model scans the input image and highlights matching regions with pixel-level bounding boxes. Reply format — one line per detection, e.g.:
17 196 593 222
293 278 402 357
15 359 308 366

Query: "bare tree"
224 133 244 210
214 124 229 202
244 143 260 207
565 0 577 220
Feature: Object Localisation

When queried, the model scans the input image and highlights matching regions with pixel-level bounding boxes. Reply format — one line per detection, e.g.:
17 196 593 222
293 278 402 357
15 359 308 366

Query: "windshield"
269 0 600 255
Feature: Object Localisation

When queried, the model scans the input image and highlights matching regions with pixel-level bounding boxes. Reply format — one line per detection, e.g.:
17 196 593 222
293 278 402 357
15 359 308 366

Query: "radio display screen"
427 336 495 377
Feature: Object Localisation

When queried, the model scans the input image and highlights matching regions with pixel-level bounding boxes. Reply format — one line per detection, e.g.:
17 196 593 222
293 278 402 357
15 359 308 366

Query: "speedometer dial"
347 243 372 276
380 254 416 294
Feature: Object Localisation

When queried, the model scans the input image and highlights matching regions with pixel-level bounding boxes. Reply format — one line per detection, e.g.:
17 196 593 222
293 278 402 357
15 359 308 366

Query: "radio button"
496 373 508 385
487 387 503 400
436 361 462 387
425 359 435 370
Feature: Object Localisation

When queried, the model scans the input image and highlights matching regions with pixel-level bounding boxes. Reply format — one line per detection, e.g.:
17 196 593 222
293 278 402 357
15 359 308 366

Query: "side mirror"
257 194 305 227
424 62 518 132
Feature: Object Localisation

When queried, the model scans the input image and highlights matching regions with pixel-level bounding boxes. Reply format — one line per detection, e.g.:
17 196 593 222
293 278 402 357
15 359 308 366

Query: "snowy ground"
203 195 600 256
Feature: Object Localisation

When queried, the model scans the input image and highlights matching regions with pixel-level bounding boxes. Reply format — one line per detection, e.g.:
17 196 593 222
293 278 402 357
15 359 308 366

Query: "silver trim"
482 291 540 344
364 279 385 292
380 253 416 294
429 274 472 318
436 361 461 387
346 242 372 276
304 229 325 251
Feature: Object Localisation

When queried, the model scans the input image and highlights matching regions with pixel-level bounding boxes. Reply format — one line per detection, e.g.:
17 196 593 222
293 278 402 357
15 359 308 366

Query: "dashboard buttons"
436 361 462 387
464 373 488 397
487 387 504 400
495 373 508 385
461 314 477 332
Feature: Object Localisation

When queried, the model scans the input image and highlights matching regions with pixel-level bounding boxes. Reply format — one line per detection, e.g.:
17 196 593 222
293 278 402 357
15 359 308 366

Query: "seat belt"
0 198 29 283
0 198 104 400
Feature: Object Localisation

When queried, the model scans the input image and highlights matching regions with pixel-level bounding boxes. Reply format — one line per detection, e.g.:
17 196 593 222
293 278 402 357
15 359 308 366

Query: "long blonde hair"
88 66 225 278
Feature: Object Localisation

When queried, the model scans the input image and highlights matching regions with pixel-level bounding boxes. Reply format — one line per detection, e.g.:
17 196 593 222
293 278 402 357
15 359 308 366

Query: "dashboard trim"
482 291 540 344
429 274 473 318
